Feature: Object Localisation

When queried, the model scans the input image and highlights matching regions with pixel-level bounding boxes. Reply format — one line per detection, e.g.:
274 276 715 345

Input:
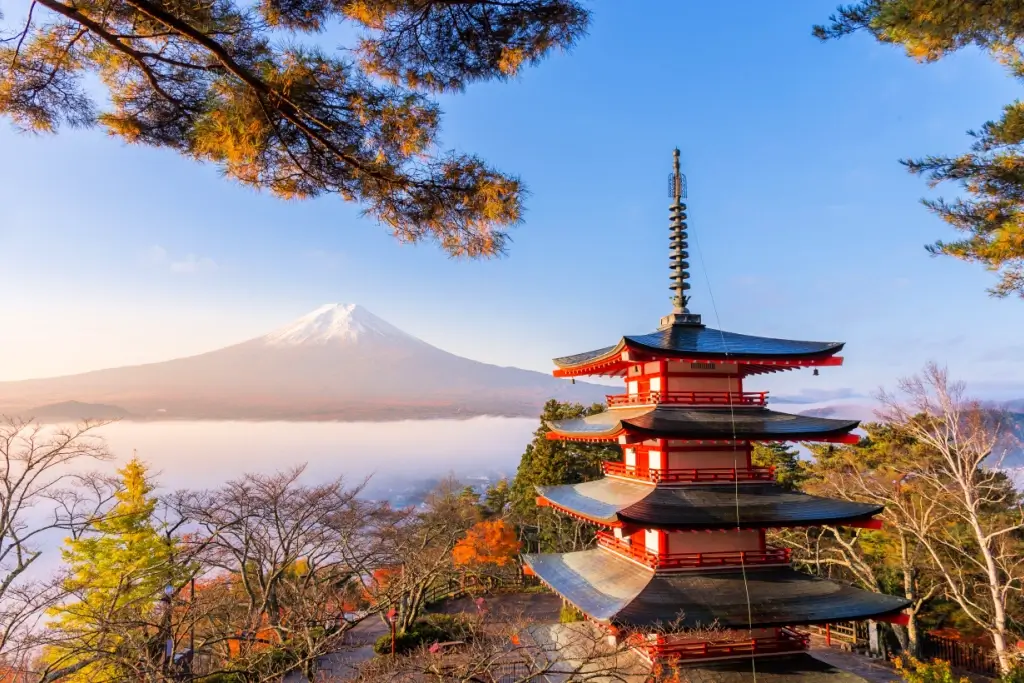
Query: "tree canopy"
815 1 1024 297
0 0 590 257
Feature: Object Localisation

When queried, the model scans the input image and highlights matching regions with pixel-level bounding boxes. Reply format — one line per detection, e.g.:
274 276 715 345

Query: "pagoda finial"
661 148 702 329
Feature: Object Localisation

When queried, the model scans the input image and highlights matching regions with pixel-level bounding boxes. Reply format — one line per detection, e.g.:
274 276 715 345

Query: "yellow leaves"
342 0 397 30
498 46 527 76
892 655 969 683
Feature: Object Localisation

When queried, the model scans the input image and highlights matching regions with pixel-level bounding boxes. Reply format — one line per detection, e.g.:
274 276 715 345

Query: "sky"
1 2 1022 403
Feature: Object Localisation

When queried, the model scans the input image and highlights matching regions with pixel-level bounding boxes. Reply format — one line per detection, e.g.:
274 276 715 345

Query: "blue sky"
1 2 1021 401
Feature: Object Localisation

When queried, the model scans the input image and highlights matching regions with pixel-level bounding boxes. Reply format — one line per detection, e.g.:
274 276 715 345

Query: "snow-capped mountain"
0 304 608 421
262 304 416 347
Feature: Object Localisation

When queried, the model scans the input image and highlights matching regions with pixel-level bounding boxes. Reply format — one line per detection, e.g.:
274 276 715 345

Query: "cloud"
170 254 217 274
145 245 218 274
772 387 865 404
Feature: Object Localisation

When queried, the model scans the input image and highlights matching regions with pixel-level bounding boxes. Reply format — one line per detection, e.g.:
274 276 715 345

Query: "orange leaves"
452 520 520 568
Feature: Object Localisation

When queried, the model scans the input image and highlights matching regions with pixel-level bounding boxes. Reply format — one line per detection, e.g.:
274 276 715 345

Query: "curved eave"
545 408 861 444
522 550 910 629
536 479 884 531
551 329 846 378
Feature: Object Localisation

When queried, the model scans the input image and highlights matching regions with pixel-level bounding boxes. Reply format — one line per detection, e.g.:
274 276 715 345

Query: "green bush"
372 614 474 655
1001 666 1024 683
559 605 583 623
421 613 473 641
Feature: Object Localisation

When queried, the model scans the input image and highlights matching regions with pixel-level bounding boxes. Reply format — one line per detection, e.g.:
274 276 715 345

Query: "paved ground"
809 647 898 683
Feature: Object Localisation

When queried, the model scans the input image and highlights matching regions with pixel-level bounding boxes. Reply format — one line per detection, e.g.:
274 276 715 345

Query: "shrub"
1001 666 1024 683
422 613 474 640
559 605 583 623
892 655 969 683
372 614 474 655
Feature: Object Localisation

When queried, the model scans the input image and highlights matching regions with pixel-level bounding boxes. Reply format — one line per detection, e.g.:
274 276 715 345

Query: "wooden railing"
606 391 768 408
633 627 809 661
597 532 791 570
922 633 1000 677
602 461 775 484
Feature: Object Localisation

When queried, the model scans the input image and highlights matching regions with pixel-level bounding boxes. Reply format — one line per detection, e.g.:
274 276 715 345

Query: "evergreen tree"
45 458 188 682
0 1 590 258
815 1 1024 297
478 478 512 520
751 442 806 490
510 400 619 552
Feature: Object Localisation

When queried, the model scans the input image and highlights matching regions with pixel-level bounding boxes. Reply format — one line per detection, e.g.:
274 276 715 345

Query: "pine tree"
510 400 620 552
751 442 806 490
45 458 188 682
815 1 1024 297
0 1 589 258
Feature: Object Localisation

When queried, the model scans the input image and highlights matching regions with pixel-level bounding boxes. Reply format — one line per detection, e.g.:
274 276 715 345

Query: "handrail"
633 627 809 661
606 391 768 408
602 461 775 484
596 532 792 570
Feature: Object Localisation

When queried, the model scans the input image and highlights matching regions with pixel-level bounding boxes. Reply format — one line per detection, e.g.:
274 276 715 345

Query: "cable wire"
692 222 758 683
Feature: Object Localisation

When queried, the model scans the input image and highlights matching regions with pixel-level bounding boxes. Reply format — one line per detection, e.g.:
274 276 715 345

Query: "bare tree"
788 433 942 656
0 418 113 664
171 466 390 682
367 478 479 636
879 364 1023 673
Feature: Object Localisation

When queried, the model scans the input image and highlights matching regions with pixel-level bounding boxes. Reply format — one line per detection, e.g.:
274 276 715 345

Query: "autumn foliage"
452 520 520 568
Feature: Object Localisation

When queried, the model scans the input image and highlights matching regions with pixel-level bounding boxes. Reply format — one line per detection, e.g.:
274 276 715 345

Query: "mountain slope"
0 304 609 421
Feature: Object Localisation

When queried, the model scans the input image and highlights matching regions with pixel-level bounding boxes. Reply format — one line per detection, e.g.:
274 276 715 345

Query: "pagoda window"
624 448 637 469
691 362 716 370
644 529 661 554
649 376 662 392
647 449 663 471
627 380 639 396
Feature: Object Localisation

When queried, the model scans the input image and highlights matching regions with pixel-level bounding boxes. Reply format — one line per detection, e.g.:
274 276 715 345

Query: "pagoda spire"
661 148 702 328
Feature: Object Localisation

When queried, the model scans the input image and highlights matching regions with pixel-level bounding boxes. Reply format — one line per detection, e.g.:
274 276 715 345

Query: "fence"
423 573 542 606
921 632 1000 678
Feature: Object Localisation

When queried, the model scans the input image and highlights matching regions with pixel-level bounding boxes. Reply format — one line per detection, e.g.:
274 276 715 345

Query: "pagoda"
522 151 910 671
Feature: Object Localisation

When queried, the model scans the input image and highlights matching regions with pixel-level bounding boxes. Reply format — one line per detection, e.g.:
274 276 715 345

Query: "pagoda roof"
552 325 844 377
536 478 881 529
522 549 909 629
546 407 859 443
670 653 872 682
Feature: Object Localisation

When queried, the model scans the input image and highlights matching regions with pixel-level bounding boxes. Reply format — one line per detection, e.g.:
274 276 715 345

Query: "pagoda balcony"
602 460 776 484
605 390 768 408
630 626 809 662
596 532 792 571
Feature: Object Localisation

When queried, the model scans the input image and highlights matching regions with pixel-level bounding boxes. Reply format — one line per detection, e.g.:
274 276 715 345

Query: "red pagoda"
522 150 909 675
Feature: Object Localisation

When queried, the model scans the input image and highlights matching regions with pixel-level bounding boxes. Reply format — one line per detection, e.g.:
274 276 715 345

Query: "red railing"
633 627 809 661
602 460 775 484
606 391 768 408
596 532 791 570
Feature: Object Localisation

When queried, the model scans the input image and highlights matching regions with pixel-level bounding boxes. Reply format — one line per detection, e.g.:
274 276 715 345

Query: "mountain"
0 304 609 421
25 401 133 422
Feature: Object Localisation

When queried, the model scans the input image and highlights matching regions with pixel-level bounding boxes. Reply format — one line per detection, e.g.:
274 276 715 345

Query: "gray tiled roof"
547 407 859 441
552 326 843 369
537 479 882 529
523 550 910 628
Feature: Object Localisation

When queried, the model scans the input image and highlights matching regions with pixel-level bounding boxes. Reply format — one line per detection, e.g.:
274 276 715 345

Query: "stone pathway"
810 647 898 683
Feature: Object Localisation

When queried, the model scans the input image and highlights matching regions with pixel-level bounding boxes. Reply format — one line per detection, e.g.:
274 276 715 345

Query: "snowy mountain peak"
262 304 414 346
